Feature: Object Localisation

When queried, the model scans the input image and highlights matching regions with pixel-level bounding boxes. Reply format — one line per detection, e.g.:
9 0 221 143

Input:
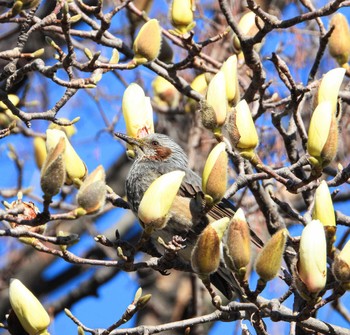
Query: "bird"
114 132 259 298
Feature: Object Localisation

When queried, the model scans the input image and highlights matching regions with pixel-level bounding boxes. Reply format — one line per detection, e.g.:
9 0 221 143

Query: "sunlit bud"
202 142 228 206
33 137 47 170
312 180 336 227
11 1 23 15
78 326 85 335
46 129 87 185
221 55 240 106
255 228 288 282
297 220 327 294
122 83 154 140
316 68 345 114
109 49 120 64
170 0 195 35
238 11 260 36
225 208 251 274
49 119 77 138
191 217 230 277
307 101 338 169
133 19 161 65
9 279 50 335
152 76 179 108
76 165 106 214
333 239 350 287
138 170 185 233
227 99 259 157
201 71 228 132
329 14 350 66
41 137 66 198
0 94 20 111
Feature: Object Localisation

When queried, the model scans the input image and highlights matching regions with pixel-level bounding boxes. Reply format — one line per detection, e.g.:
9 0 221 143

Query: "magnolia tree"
1 0 350 334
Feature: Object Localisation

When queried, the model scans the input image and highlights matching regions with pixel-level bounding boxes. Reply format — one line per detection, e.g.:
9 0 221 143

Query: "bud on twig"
328 13 350 67
312 180 336 227
152 76 179 108
133 19 161 65
333 239 350 288
224 208 251 275
76 165 106 214
255 228 288 282
138 170 185 233
122 83 154 139
307 101 339 170
169 0 195 35
9 279 51 335
201 71 228 133
40 137 66 198
221 55 240 106
226 99 259 159
191 217 230 278
202 142 228 206
296 220 327 297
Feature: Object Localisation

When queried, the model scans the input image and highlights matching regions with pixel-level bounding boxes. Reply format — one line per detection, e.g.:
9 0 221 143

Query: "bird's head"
114 132 188 165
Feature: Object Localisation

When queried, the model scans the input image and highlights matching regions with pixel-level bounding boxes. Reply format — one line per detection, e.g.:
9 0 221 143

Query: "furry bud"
329 13 350 66
170 0 195 35
133 19 161 64
202 142 228 205
9 279 50 335
333 239 350 288
255 228 288 282
312 180 336 227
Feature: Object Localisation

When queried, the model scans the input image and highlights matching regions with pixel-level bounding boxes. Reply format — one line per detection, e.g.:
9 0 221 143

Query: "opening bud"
9 279 50 335
133 19 161 65
138 170 185 233
202 142 228 206
255 228 288 282
170 0 195 35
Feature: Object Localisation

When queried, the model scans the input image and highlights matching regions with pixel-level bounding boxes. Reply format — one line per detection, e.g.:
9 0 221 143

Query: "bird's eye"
151 140 159 146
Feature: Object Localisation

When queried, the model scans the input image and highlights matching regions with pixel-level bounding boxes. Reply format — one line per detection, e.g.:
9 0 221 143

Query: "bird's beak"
114 132 143 148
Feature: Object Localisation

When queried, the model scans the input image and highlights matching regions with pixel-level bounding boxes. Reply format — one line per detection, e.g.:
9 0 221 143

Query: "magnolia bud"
225 208 251 274
0 94 20 111
221 55 240 106
9 279 50 335
46 129 87 185
201 71 228 132
316 67 345 114
312 180 336 227
202 142 228 206
297 220 327 295
40 137 66 198
329 13 350 66
255 228 288 282
307 101 338 169
226 99 259 158
170 0 195 35
33 137 47 170
76 165 106 214
191 217 230 277
152 76 179 108
133 19 161 65
122 83 154 139
333 239 350 287
191 73 210 94
138 170 185 233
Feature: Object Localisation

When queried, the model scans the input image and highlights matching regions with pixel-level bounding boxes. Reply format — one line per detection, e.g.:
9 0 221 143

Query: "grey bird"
114 132 259 298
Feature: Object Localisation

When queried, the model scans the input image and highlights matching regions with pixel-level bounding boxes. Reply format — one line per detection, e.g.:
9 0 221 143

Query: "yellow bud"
138 170 185 233
190 73 210 95
109 49 120 64
191 218 230 277
227 99 259 154
33 137 47 170
46 129 87 184
133 19 161 64
202 71 228 131
122 83 154 139
298 220 327 294
202 142 228 205
9 279 50 335
76 165 106 214
316 67 345 114
0 94 20 110
333 239 350 285
307 101 338 168
329 13 350 66
152 76 179 108
41 137 66 198
225 208 251 272
255 228 288 282
312 180 336 227
221 55 240 106
170 0 195 34
238 11 260 36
